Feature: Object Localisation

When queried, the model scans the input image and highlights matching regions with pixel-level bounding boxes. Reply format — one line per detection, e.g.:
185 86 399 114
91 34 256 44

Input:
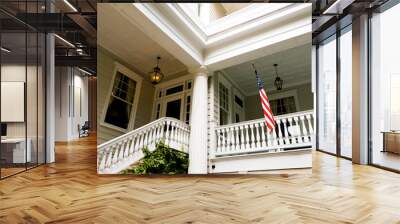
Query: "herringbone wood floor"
1 135 400 224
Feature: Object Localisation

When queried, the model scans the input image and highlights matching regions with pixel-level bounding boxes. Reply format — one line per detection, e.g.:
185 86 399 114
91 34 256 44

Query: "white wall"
54 67 89 141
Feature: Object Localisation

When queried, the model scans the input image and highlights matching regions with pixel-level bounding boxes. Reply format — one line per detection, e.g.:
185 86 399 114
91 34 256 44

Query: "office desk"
382 131 400 155
1 138 31 163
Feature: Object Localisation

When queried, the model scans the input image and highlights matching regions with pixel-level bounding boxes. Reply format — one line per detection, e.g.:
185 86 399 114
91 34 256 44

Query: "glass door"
162 95 184 121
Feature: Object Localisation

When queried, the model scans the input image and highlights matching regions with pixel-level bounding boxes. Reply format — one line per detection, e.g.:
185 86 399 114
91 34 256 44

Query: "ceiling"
97 4 187 79
221 44 311 96
220 3 251 14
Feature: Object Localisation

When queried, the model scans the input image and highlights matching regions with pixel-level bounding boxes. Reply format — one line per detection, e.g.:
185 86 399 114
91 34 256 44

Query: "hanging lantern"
273 63 283 90
149 56 164 84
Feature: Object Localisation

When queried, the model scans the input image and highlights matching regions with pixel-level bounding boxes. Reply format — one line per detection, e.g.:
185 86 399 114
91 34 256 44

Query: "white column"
352 14 369 164
188 66 208 174
46 33 56 163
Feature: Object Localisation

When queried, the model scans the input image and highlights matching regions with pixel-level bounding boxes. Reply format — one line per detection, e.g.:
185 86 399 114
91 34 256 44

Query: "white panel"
210 149 311 173
1 82 25 122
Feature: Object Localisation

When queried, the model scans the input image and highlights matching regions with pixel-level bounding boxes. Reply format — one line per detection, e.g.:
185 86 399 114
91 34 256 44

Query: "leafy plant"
121 142 189 175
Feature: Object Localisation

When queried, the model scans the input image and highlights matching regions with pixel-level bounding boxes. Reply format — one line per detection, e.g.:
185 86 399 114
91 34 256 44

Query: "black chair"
79 121 90 138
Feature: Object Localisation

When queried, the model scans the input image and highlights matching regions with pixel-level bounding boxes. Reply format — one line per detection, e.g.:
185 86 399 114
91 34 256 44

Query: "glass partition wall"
316 25 353 159
0 3 46 179
370 3 400 171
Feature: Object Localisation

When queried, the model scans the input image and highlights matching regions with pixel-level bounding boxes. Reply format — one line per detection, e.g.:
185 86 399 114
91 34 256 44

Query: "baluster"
176 123 180 144
111 145 119 167
143 129 149 147
157 123 163 142
260 122 266 148
129 136 136 154
140 131 146 149
228 128 232 151
105 147 114 168
240 126 245 150
146 130 151 147
233 127 238 151
150 127 155 145
255 123 261 148
179 123 183 144
175 122 179 143
283 118 290 146
272 125 278 146
245 124 250 149
250 123 256 149
147 128 152 146
294 116 302 144
230 127 236 151
124 139 130 157
165 120 170 145
154 125 159 144
306 114 314 135
98 150 107 171
276 119 283 146
169 122 175 143
216 129 221 153
117 143 124 161
135 133 141 151
223 128 228 152
266 124 273 147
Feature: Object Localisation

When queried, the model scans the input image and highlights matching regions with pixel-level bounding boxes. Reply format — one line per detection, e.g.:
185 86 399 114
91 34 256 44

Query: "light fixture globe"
150 56 164 84
273 63 283 91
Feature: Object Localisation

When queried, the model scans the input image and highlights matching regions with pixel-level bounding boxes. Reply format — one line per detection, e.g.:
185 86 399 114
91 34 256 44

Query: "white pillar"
188 66 208 174
45 0 56 164
46 32 55 163
352 14 369 164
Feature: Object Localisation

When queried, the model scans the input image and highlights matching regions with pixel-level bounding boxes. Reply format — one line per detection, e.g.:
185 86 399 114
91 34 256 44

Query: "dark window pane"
166 99 181 119
234 95 243 107
166 85 184 95
105 97 132 129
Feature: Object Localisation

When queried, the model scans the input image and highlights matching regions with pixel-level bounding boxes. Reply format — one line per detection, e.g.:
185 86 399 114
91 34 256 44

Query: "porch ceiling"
220 44 311 96
97 4 187 79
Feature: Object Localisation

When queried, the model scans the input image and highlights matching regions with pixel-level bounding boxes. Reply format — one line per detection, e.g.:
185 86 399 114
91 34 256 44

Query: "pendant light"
273 63 283 91
149 56 164 84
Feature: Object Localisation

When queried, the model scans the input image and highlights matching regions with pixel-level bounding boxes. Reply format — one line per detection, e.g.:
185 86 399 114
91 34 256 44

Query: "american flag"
252 64 276 132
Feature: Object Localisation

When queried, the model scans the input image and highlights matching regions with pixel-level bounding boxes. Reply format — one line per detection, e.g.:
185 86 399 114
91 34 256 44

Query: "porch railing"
213 110 314 157
97 117 190 174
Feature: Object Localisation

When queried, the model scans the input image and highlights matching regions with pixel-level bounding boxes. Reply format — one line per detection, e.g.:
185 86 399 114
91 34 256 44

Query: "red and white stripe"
259 88 275 131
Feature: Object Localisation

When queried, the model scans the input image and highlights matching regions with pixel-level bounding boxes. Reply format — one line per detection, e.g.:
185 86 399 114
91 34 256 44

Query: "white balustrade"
97 117 190 174
213 110 314 157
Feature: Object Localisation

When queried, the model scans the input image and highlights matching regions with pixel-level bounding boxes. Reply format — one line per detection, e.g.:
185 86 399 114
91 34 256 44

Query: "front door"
162 95 184 120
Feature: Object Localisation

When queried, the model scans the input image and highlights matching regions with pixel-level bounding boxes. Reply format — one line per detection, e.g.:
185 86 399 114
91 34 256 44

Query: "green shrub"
121 142 188 175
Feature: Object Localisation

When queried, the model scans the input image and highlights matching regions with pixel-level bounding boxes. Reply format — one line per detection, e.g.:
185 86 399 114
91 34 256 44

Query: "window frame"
101 62 143 132
218 76 232 125
268 89 299 115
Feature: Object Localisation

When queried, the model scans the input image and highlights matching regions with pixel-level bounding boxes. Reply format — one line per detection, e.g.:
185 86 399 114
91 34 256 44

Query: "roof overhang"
109 3 312 72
